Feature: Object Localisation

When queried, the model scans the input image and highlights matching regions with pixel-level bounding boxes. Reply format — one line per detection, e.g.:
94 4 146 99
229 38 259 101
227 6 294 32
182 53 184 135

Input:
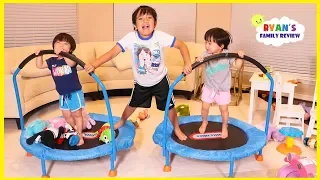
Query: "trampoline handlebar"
17 50 93 76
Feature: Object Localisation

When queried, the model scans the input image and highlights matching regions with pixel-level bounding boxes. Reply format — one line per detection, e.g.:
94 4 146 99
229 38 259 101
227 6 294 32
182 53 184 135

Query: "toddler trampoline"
153 53 274 177
13 50 136 177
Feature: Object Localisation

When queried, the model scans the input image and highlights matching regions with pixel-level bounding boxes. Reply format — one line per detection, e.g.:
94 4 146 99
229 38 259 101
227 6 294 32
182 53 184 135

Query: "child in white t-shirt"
85 5 192 140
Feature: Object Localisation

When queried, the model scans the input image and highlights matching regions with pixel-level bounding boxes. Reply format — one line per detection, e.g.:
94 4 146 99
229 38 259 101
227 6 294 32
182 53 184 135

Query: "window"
229 4 316 82
4 4 78 48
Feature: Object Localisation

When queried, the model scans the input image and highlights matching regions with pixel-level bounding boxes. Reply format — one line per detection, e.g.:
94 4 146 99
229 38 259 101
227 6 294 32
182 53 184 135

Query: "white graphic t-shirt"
117 30 176 87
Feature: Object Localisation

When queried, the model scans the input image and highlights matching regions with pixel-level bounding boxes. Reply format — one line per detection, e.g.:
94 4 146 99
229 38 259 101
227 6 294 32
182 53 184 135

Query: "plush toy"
26 127 65 149
82 123 114 144
129 109 150 128
25 119 51 138
138 109 149 121
303 137 317 149
99 128 112 144
258 122 285 142
176 104 190 116
61 131 80 146
48 109 96 130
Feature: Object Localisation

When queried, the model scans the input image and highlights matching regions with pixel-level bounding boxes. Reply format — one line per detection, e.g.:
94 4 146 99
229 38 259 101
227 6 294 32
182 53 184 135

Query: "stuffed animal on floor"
25 119 51 138
303 137 317 149
176 104 190 116
129 109 150 128
26 127 65 149
259 122 285 142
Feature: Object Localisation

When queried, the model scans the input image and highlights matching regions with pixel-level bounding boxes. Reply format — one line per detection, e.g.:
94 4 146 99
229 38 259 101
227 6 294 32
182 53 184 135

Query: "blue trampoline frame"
153 53 274 177
13 50 135 177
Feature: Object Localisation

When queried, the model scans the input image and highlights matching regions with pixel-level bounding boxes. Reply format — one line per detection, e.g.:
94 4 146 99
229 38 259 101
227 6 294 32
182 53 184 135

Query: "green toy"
99 128 113 144
176 104 190 116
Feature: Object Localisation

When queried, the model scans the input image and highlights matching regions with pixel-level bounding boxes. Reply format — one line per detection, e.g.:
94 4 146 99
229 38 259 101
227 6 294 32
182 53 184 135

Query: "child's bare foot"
114 119 126 130
221 125 228 139
174 128 187 141
77 135 84 146
199 121 208 134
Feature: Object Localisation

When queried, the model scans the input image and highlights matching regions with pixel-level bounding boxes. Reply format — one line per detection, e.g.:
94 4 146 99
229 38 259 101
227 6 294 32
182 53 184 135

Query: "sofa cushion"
94 42 116 67
23 75 56 102
95 67 133 81
78 70 96 83
7 44 55 78
72 42 96 65
167 66 185 81
111 50 132 71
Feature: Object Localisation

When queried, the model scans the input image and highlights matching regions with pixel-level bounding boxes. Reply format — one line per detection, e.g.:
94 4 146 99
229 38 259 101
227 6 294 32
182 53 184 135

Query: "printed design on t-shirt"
133 42 161 75
206 62 228 79
51 64 72 77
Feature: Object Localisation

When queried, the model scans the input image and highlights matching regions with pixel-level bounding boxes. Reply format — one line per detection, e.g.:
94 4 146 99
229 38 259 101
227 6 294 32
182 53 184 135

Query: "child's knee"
71 109 82 118
219 106 229 113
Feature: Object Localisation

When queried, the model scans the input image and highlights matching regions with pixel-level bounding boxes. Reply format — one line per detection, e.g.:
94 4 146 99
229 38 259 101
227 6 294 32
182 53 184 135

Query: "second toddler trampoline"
153 53 274 177
13 50 136 177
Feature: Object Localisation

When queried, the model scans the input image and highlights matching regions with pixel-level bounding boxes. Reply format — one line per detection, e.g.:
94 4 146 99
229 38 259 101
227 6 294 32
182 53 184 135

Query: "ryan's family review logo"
251 14 305 47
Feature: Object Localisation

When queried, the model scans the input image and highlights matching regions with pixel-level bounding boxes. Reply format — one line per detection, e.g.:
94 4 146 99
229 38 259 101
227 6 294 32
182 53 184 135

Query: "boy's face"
205 37 223 54
135 12 156 38
54 40 71 53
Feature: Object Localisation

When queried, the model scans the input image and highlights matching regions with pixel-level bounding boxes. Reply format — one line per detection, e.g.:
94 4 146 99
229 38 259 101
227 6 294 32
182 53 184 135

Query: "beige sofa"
5 41 205 129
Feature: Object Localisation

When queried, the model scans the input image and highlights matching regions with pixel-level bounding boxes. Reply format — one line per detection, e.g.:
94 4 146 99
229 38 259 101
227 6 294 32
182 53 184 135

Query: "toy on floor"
259 122 285 142
82 123 114 144
25 119 51 138
176 104 190 116
303 137 317 149
276 127 303 155
129 109 150 128
26 127 65 149
278 153 317 177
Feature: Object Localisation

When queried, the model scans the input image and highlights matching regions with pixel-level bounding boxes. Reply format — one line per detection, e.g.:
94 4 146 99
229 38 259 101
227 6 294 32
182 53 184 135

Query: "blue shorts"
59 90 85 112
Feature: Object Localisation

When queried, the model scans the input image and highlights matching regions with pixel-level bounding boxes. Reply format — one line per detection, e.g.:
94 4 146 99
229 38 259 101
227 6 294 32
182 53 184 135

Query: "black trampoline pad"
171 122 248 150
55 121 119 150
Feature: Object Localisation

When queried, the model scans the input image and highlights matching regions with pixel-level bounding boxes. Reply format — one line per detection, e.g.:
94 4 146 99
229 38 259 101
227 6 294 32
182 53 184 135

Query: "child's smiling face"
135 11 156 38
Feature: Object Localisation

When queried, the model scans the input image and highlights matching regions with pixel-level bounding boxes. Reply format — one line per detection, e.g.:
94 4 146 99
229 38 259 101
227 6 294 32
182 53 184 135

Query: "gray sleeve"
229 57 236 65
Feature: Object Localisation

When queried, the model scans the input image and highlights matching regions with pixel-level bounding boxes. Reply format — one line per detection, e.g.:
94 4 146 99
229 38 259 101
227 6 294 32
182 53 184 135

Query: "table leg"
248 87 256 124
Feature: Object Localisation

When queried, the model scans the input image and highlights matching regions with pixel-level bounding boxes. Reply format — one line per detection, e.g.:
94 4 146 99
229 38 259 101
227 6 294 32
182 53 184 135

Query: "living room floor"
4 93 317 177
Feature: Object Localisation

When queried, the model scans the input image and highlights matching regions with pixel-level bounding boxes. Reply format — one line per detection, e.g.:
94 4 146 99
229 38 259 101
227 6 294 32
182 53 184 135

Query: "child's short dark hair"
52 33 76 53
204 28 233 49
132 5 157 30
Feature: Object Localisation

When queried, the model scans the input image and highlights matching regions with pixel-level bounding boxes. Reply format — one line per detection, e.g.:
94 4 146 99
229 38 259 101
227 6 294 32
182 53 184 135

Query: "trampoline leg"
255 150 264 161
40 159 49 178
108 159 117 177
229 160 234 177
163 149 171 172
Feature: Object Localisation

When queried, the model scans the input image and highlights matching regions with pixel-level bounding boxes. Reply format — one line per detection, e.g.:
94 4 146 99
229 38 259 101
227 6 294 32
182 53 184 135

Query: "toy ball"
69 135 80 146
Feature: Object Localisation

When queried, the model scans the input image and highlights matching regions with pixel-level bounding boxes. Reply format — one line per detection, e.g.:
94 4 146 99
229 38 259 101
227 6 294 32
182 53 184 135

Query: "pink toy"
278 153 317 177
48 109 96 130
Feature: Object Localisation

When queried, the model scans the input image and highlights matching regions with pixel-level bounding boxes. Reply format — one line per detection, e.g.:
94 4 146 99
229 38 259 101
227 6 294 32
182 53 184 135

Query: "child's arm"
85 45 122 73
173 39 192 74
35 49 48 69
232 50 245 69
64 56 77 68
